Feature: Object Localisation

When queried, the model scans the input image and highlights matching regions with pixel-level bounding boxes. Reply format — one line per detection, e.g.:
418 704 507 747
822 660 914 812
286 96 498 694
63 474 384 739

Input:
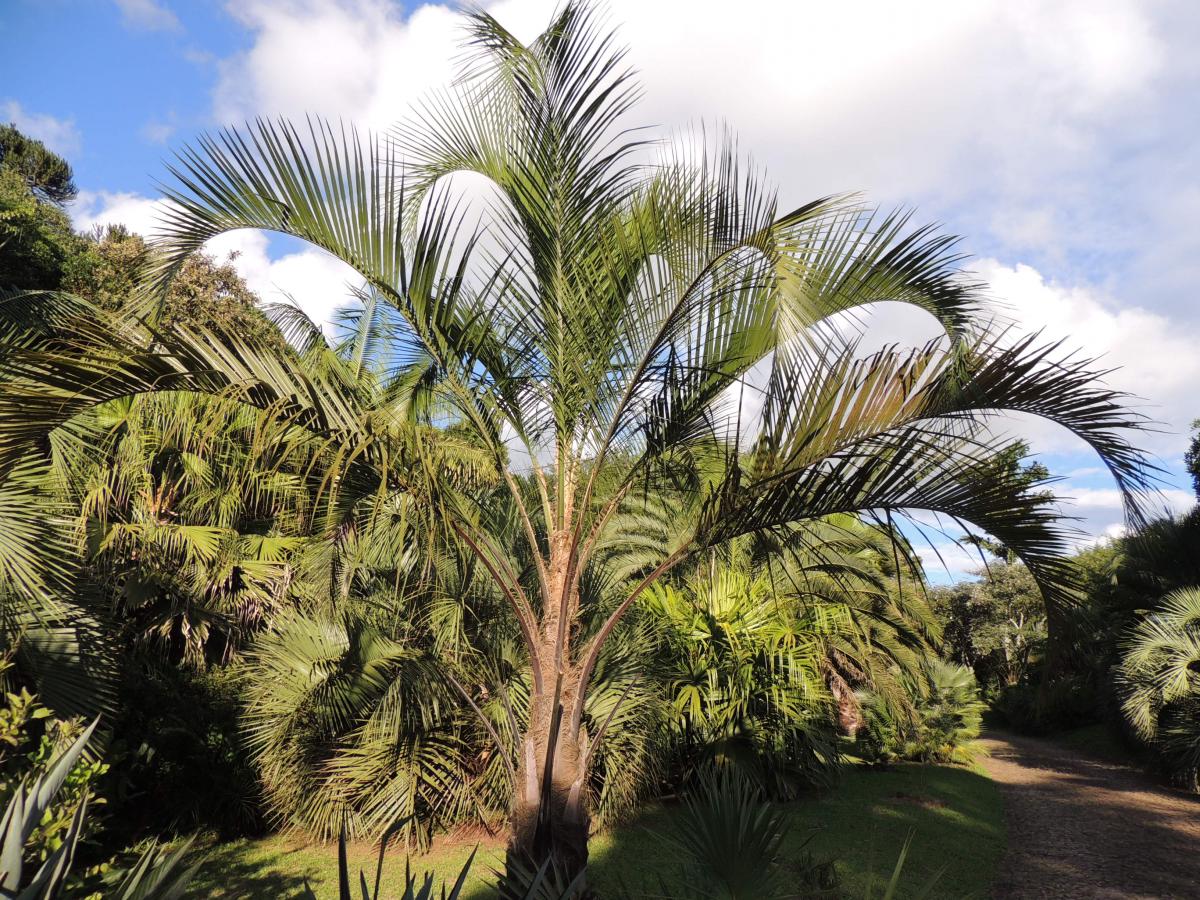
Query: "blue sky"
3 0 1198 578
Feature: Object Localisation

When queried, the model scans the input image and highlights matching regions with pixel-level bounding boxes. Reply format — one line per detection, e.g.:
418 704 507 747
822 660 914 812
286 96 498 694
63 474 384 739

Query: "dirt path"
979 731 1200 899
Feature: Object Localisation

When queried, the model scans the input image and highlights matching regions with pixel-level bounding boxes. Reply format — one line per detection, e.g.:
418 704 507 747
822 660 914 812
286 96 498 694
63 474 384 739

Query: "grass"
185 762 1005 899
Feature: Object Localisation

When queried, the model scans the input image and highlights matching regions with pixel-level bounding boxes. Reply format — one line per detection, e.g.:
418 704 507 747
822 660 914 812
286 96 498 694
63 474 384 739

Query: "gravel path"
979 731 1200 899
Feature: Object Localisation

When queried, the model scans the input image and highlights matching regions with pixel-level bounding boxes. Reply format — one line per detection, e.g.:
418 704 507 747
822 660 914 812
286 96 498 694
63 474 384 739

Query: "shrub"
102 656 262 842
1117 587 1200 789
856 662 984 765
0 685 106 870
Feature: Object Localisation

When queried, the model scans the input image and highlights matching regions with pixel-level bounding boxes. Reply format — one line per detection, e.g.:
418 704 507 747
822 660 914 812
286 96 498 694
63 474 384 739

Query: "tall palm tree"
0 3 1155 879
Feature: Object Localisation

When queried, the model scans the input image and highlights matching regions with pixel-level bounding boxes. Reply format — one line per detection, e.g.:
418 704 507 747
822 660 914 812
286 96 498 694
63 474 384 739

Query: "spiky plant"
1118 587 1200 788
0 2 1157 880
644 551 840 795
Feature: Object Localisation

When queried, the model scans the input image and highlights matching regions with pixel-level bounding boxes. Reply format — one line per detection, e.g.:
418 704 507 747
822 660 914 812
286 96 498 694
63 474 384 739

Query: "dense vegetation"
2 2 1194 896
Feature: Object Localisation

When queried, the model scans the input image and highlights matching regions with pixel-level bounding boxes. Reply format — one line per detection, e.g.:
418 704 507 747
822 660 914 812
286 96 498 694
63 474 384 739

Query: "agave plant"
650 768 797 900
1118 586 1200 788
645 769 935 900
0 719 197 899
0 1 1156 882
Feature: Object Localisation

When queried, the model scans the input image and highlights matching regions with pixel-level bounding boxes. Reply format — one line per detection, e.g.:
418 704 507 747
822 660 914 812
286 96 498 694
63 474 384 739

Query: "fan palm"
0 2 1156 879
1118 587 1200 788
644 561 841 795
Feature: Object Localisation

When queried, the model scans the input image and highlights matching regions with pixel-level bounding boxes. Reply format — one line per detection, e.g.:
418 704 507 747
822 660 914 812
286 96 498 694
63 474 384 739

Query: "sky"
2 0 1198 578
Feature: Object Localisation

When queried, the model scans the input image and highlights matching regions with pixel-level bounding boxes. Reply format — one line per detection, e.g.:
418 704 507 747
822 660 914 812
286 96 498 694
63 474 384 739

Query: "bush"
102 656 262 843
991 673 1101 735
0 718 197 899
1118 587 1200 789
856 662 984 765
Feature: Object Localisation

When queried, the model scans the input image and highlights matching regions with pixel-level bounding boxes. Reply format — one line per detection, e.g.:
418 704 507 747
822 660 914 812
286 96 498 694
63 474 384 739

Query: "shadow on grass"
190 763 1003 899
185 839 321 898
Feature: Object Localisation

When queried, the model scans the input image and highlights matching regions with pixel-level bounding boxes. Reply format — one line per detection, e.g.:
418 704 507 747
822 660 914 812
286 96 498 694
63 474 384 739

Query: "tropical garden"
1 3 1198 897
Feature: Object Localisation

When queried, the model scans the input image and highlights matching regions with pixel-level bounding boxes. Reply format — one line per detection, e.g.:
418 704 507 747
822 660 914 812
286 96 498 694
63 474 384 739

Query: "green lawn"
186 763 1005 899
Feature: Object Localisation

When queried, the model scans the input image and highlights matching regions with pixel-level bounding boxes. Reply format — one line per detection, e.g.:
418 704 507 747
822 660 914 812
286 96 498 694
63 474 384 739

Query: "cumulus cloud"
914 540 994 584
210 2 1171 239
140 119 176 145
1 101 82 156
213 0 460 128
114 0 182 33
72 190 362 332
975 259 1200 455
208 1 1200 319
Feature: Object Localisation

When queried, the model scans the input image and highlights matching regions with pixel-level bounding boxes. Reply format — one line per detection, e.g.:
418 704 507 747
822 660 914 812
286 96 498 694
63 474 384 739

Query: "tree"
1118 587 1200 789
0 125 77 206
1185 419 1200 499
933 561 1046 691
65 225 283 345
0 125 81 290
0 3 1155 882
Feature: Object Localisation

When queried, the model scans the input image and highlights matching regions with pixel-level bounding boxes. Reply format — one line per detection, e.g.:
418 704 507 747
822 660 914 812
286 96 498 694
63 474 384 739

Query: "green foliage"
1185 420 1200 499
0 0 1158 879
0 125 82 289
906 663 985 764
299 823 481 900
0 716 198 899
1117 587 1200 788
0 685 105 870
646 565 840 795
0 167 80 289
856 662 984 765
999 509 1200 738
102 658 262 841
239 610 470 846
640 520 942 797
648 769 816 900
0 124 77 205
64 227 282 345
933 560 1046 694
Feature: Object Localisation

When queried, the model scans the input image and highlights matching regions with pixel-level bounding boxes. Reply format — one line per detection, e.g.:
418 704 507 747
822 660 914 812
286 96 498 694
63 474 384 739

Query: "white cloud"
72 191 362 332
1 101 81 157
211 1 1165 210
114 0 181 32
914 540 992 583
1057 486 1193 514
140 120 176 145
975 259 1200 457
213 0 460 129
73 190 168 237
205 0 1199 331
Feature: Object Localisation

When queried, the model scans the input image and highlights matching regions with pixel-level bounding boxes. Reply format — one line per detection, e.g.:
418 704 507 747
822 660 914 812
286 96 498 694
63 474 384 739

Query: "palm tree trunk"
507 680 590 883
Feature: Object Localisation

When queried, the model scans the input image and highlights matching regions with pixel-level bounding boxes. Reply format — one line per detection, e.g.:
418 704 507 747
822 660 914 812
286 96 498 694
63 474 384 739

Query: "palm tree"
1118 587 1200 788
0 2 1155 879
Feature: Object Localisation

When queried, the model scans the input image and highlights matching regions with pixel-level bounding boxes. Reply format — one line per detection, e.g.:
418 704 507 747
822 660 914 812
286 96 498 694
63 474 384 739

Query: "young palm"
1118 587 1200 788
0 2 1156 880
